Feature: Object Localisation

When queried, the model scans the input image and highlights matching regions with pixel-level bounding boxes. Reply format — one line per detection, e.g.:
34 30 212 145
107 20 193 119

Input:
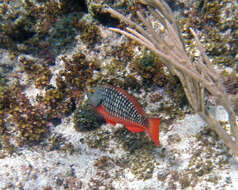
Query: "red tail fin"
147 118 160 146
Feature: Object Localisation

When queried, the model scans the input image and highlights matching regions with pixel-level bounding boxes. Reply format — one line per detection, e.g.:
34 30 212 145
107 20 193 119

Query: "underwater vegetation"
0 0 237 188
0 84 48 155
105 0 238 154
19 56 52 89
178 0 238 68
0 50 98 154
0 0 86 54
0 0 236 148
73 102 105 132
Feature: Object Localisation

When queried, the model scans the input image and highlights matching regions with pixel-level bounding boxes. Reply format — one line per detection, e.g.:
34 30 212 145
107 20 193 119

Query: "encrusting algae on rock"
0 0 237 188
105 0 238 154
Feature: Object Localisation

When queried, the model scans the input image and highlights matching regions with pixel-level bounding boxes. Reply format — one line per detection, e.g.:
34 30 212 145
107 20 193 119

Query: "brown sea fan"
105 0 238 154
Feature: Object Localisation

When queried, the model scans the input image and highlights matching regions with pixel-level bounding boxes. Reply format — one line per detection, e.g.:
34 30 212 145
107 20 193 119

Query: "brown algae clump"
130 52 165 87
0 85 48 147
0 0 86 54
19 56 52 89
56 53 99 91
73 18 101 48
73 103 105 132
85 128 111 151
178 0 238 67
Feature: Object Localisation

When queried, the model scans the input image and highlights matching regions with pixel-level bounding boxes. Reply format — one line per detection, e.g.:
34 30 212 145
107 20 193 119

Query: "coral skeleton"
105 0 238 154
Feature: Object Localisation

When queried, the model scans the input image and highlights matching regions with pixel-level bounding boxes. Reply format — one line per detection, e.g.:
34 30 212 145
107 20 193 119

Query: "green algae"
0 0 236 187
49 12 83 53
0 0 85 54
107 127 157 180
85 128 111 151
0 84 48 153
20 56 52 89
73 102 105 132
182 125 232 187
74 16 102 48
0 50 97 152
178 0 237 68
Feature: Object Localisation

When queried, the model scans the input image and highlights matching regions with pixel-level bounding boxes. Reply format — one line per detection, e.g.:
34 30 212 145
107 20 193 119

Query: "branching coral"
105 0 238 154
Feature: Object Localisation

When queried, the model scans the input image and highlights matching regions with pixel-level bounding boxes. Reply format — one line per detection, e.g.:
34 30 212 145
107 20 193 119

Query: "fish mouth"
87 87 103 107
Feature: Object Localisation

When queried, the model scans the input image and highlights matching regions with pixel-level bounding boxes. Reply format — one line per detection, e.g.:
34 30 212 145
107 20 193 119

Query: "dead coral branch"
105 0 238 154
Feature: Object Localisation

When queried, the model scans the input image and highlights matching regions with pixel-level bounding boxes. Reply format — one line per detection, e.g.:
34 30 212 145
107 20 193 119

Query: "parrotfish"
87 85 160 146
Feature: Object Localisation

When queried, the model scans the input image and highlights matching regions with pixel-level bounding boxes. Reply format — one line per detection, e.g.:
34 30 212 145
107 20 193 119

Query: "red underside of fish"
96 105 160 146
96 105 146 132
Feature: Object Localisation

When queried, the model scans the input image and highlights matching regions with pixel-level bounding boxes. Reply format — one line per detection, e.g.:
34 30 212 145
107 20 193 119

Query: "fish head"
87 86 104 107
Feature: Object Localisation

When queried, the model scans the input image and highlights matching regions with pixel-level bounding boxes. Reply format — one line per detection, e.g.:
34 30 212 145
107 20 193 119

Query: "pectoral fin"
105 118 117 126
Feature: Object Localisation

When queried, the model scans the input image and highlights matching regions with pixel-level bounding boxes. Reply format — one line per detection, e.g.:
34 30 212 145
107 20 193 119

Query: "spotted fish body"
87 85 160 146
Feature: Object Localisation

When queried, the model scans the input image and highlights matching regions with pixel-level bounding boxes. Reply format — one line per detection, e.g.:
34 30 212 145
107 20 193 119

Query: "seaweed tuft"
73 102 105 132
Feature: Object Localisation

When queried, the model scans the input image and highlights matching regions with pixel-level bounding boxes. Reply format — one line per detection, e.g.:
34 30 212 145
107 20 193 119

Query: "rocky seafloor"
0 0 238 189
